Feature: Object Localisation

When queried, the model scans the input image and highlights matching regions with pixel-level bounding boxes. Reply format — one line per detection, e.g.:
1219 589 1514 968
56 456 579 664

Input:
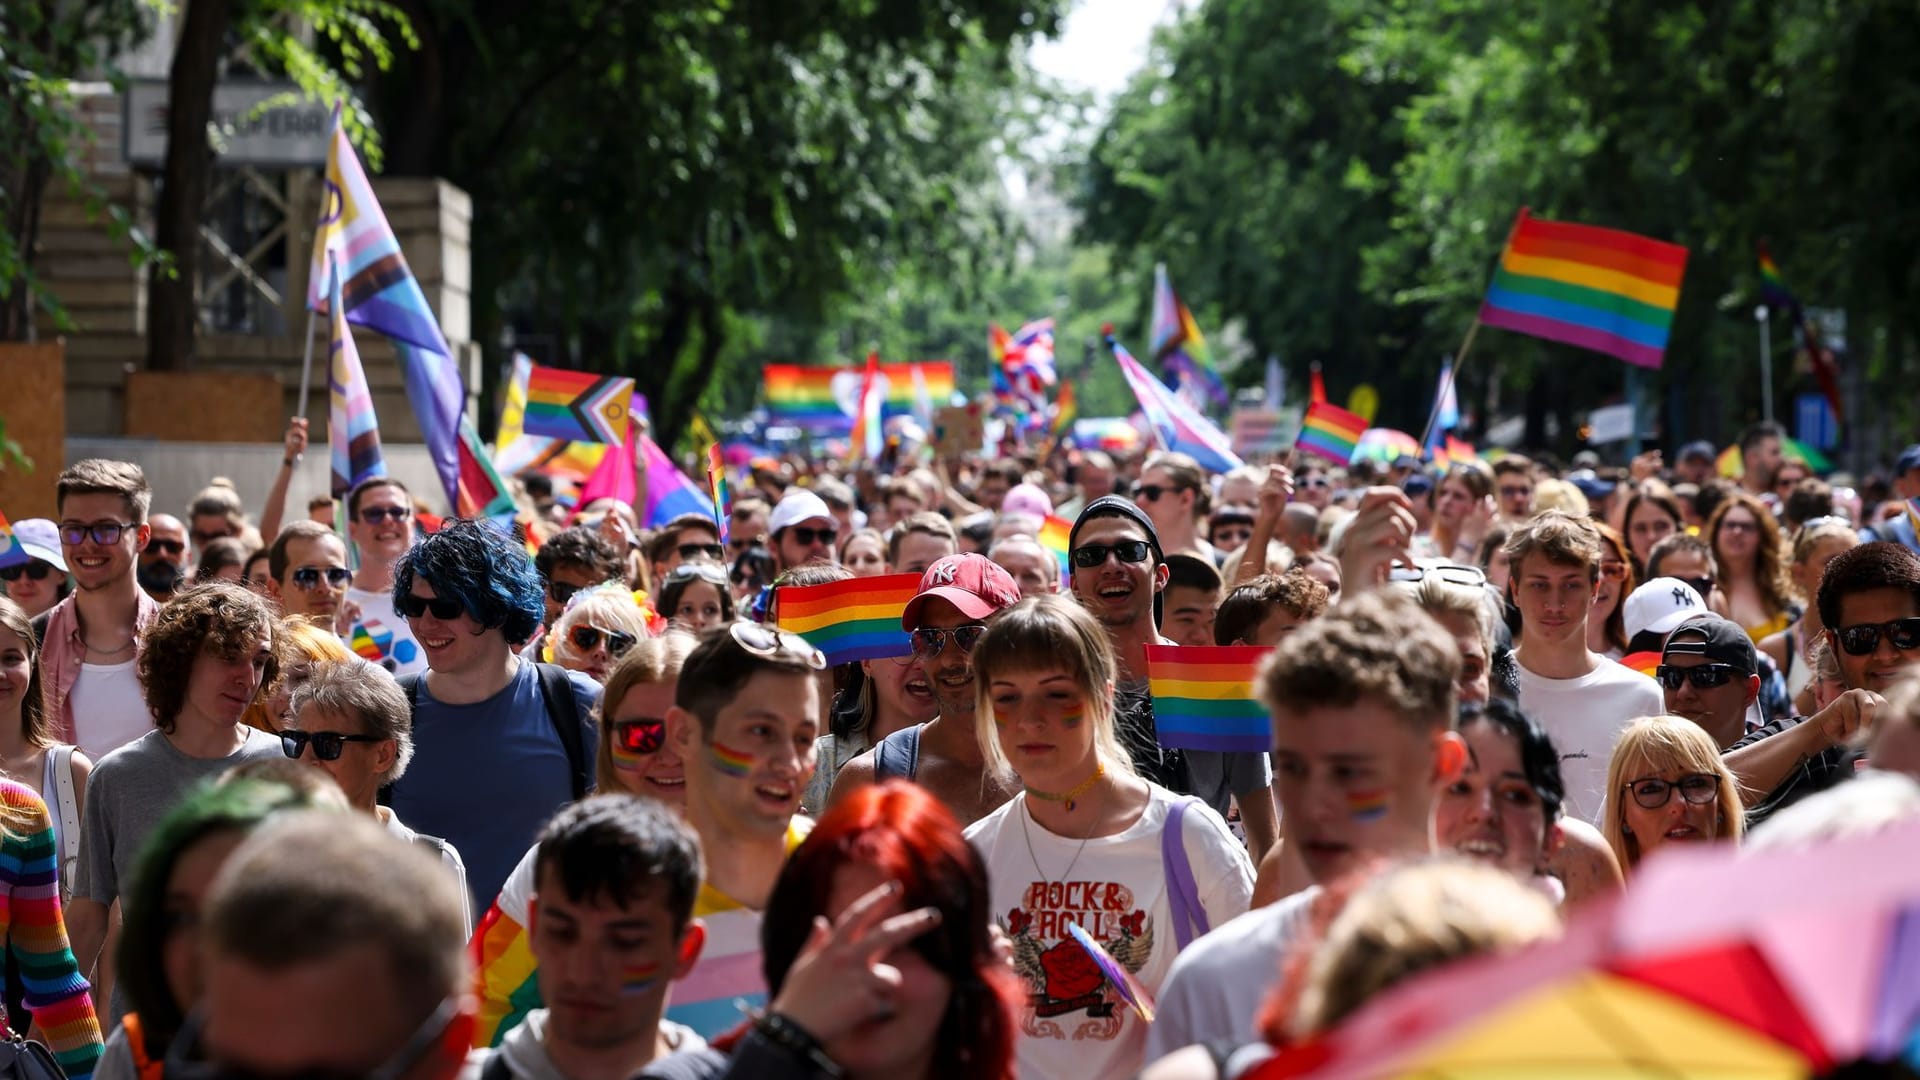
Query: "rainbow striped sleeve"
0 781 102 1079
468 847 541 1048
775 574 919 665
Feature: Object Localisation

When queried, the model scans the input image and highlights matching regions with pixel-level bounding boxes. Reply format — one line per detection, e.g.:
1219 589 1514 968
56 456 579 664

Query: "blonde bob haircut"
595 632 698 785
1601 715 1745 871
970 595 1137 784
552 585 653 670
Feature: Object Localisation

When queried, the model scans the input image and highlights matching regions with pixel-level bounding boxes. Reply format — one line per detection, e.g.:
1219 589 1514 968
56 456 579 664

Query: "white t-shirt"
68 660 151 761
342 587 427 676
1515 658 1665 822
964 784 1255 1080
1146 886 1319 1062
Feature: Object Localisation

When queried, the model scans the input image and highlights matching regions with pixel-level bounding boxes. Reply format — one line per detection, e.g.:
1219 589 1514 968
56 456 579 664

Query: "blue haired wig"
394 519 545 645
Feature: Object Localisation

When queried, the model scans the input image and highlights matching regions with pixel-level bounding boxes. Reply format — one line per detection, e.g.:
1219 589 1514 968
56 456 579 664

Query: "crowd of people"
0 413 1916 1080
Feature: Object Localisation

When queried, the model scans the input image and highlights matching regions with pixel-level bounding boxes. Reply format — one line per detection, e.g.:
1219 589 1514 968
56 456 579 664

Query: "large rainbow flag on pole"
774 574 918 665
1477 208 1689 370
326 264 386 500
1144 644 1274 753
763 363 955 435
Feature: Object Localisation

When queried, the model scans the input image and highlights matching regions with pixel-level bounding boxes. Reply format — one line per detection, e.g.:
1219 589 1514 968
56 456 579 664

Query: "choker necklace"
1025 762 1105 812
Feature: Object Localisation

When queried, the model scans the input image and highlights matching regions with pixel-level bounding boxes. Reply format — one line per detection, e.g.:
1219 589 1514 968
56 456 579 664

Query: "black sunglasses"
60 521 133 546
144 539 185 557
908 623 987 660
290 566 353 591
281 729 383 762
1679 576 1716 599
1070 540 1154 569
1655 663 1742 691
1835 617 1920 657
1624 772 1719 810
0 562 53 582
396 592 465 620
568 624 637 657
357 506 411 525
729 621 827 669
783 526 835 547
614 717 666 756
678 542 725 561
1137 484 1182 502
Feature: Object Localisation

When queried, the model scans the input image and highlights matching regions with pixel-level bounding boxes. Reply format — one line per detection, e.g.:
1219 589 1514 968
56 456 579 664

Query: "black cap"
1071 495 1165 566
1662 614 1757 676
1678 440 1716 464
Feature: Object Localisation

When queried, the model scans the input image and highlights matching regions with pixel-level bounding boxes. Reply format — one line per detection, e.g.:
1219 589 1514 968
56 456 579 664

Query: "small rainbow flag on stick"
1038 515 1073 578
1477 208 1689 370
1296 401 1368 466
1145 644 1274 753
706 443 729 541
775 573 919 665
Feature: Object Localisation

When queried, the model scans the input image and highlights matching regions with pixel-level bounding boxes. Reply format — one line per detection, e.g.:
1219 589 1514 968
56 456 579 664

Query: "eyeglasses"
280 729 383 762
666 562 729 587
1655 663 1742 691
614 717 666 756
357 506 411 525
1070 540 1154 569
908 623 987 660
396 592 465 621
782 526 835 547
164 995 459 1080
0 562 53 582
1304 476 1330 489
1834 617 1920 657
144 539 186 557
1624 773 1719 810
677 542 725 561
1718 519 1759 535
59 521 134 546
1601 561 1628 581
1498 486 1532 500
568 624 637 657
290 567 353 591
729 621 827 669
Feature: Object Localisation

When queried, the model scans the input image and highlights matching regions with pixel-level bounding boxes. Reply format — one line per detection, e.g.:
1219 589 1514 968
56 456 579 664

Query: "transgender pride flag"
326 265 386 499
1112 341 1243 474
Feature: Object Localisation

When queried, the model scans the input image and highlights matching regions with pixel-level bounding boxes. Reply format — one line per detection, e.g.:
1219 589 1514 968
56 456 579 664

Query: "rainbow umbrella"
1251 815 1920 1079
1350 428 1423 466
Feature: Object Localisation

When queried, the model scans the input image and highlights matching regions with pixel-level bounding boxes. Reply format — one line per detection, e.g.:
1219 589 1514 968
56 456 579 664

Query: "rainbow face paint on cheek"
611 742 645 773
1346 788 1390 823
708 742 754 778
1059 699 1085 728
621 963 661 995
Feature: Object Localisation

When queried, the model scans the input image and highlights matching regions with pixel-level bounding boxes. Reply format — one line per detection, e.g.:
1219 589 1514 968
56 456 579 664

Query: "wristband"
284 454 301 467
754 1012 845 1078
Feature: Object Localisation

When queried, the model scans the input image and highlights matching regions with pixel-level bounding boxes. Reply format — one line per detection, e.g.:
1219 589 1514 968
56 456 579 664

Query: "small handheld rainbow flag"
1618 650 1662 678
1065 921 1156 1023
705 443 729 541
775 573 919 665
1145 644 1273 753
1477 208 1689 370
1296 401 1368 466
523 363 636 445
0 513 25 571
1038 515 1073 578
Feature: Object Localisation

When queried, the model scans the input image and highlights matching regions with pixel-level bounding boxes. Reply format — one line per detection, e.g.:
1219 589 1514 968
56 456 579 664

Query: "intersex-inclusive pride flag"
1145 644 1274 753
1296 400 1368 466
775 573 919 665
493 354 609 480
1477 207 1689 370
1112 341 1242 474
522 364 636 445
763 363 955 435
326 266 386 500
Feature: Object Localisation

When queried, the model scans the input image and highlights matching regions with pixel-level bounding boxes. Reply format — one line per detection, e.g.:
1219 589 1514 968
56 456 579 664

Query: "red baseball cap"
902 553 1022 628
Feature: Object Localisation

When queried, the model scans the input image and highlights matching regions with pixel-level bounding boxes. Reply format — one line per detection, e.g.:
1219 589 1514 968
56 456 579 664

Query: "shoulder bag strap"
534 663 590 800
1160 796 1211 950
50 746 80 898
381 674 424 808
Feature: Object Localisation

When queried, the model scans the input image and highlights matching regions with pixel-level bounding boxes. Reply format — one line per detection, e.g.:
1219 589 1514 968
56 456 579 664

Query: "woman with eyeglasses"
470 635 697 1049
550 584 652 684
1707 492 1799 643
658 562 736 634
1600 715 1745 876
1 518 71 619
962 595 1254 1079
1585 524 1635 660
1759 519 1859 703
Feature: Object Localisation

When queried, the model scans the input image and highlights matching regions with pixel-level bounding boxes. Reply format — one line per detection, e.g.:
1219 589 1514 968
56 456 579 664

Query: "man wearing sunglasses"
827 553 1023 826
1658 615 1761 749
766 490 838 574
1725 542 1920 822
137 512 191 602
344 477 429 676
647 512 726 589
534 526 627 628
265 521 354 628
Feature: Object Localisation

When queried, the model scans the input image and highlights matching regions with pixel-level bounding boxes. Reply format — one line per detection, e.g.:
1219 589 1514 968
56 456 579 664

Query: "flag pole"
296 250 328 419
1418 318 1481 451
1755 304 1774 422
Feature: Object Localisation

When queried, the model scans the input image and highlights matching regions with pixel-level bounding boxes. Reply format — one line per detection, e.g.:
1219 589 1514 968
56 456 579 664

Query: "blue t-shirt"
390 661 600 910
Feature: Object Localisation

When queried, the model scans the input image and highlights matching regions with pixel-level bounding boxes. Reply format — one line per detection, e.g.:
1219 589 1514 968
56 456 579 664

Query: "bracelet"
753 1012 845 1078
283 454 300 467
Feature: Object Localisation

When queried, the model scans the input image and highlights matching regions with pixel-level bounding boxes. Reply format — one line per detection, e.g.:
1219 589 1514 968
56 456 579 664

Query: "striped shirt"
0 779 103 1079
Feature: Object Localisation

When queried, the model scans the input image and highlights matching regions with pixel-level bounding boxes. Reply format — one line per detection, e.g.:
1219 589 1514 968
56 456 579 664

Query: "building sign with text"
124 80 330 167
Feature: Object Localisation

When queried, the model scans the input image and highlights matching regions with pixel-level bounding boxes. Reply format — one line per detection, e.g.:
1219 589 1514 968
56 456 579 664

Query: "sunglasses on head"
728 621 827 669
677 542 725 561
783 526 835 547
0 562 54 582
614 717 666 756
1655 663 1742 691
280 729 382 762
1624 772 1719 810
1070 540 1154 569
667 562 729 587
60 521 133 546
396 592 465 621
1834 617 1920 657
290 566 352 591
568 624 637 657
908 623 987 660
144 539 185 557
357 506 411 525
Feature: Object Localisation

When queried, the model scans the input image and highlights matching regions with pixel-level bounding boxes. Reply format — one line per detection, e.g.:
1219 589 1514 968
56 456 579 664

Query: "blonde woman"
550 583 652 683
1602 715 1745 876
962 595 1254 1080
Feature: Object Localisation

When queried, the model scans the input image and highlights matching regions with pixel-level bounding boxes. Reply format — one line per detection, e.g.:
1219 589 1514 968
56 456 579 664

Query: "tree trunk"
144 0 231 371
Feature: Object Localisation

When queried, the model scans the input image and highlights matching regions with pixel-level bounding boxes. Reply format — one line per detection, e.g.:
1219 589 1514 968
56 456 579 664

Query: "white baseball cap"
1624 577 1707 643
768 490 834 535
11 519 66 572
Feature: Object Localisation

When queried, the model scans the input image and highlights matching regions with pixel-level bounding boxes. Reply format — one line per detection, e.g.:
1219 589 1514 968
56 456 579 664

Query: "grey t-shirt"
74 726 285 906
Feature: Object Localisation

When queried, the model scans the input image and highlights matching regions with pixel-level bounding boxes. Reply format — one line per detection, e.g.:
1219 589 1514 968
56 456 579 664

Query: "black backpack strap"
379 673 423 809
534 662 591 800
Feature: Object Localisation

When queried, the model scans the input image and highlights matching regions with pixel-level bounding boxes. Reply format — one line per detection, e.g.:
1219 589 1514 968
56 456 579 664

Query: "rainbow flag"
1757 242 1797 312
326 264 386 500
1431 435 1479 470
0 513 25 571
1144 644 1273 753
642 436 715 528
492 353 609 480
1297 401 1368 466
1038 515 1073 577
1619 650 1662 678
1112 341 1242 473
775 573 919 665
522 364 636 445
1478 208 1689 370
1151 263 1226 406
1050 380 1078 440
706 443 729 540
763 362 956 435
849 352 883 463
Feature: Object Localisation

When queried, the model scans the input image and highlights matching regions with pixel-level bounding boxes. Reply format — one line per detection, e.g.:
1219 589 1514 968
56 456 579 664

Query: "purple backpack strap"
1161 796 1211 950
